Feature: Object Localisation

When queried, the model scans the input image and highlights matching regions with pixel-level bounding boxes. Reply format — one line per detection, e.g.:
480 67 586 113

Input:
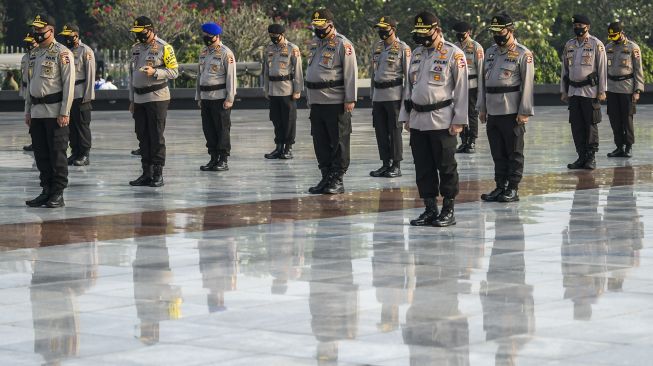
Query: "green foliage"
521 39 561 83
638 43 653 83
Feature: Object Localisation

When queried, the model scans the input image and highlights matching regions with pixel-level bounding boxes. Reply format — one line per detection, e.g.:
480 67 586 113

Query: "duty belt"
199 84 226 92
134 82 168 95
486 85 521 94
608 73 634 82
269 74 294 82
411 99 453 112
567 79 592 88
305 79 345 89
468 74 478 80
74 79 86 86
373 78 403 89
30 91 63 105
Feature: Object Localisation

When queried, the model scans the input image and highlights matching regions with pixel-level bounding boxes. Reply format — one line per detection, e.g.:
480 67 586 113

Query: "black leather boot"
23 144 33 151
410 198 438 226
67 155 77 166
73 155 90 166
607 145 625 158
265 144 283 159
131 148 141 156
370 160 391 177
26 187 50 207
150 165 164 187
456 137 468 153
45 191 65 208
215 155 229 171
309 169 330 194
582 151 596 170
200 154 219 171
382 161 402 178
323 173 345 194
464 139 476 154
433 198 456 227
280 144 293 159
481 182 507 202
624 145 632 158
567 153 586 169
129 164 152 186
498 186 520 202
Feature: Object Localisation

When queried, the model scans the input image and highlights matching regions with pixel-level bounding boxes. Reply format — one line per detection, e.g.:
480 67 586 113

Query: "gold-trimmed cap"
130 16 153 33
412 11 439 34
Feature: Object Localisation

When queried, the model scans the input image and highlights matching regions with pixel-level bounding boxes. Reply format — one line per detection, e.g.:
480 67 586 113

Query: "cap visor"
311 20 327 27
23 37 34 42
375 23 391 29
130 26 145 33
32 21 47 28
411 28 431 34
488 25 505 31
59 30 73 36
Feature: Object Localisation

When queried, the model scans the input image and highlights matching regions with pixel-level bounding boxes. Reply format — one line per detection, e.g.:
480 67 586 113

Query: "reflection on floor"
0 107 652 365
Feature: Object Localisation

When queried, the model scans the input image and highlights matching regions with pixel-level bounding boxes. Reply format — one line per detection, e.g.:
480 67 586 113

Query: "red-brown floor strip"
1 165 650 248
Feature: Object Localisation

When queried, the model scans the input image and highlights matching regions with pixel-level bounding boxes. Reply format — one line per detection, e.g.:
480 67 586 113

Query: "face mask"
136 30 150 43
413 32 434 47
65 36 77 48
314 25 332 39
378 29 392 40
270 35 282 44
33 30 50 44
493 33 509 46
574 27 588 37
456 33 467 42
203 35 216 46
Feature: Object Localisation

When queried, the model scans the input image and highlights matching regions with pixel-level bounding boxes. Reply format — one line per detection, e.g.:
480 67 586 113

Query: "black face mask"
413 32 434 47
203 35 216 46
493 33 509 46
270 35 282 44
136 30 150 43
33 30 51 44
378 29 392 40
64 36 77 48
455 33 467 43
314 25 332 39
574 27 588 37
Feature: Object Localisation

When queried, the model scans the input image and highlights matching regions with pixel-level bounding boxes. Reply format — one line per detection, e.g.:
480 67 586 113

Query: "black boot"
410 198 439 226
382 161 402 178
280 144 294 159
370 160 391 177
129 164 152 186
265 144 283 159
433 198 456 227
150 165 164 187
45 191 65 208
481 182 507 202
73 154 90 166
67 155 77 166
26 187 50 207
498 186 520 202
323 173 345 194
309 169 330 194
131 148 141 156
567 153 586 169
464 139 476 154
23 144 33 152
607 145 625 158
624 145 632 158
200 154 219 171
215 155 229 171
456 137 468 153
582 151 596 170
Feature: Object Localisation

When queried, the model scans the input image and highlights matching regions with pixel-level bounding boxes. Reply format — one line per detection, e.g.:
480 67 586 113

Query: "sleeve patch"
525 52 533 64
634 49 641 59
293 47 300 57
163 44 178 69
60 52 70 65
229 56 234 64
345 44 353 56
405 48 411 58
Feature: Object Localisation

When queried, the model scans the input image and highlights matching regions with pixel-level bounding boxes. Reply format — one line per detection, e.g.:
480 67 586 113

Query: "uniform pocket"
592 99 602 124
498 63 517 80
630 101 637 116
338 111 353 136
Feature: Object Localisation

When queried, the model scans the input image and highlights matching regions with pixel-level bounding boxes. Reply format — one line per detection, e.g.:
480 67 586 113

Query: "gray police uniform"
477 41 535 189
68 41 96 160
560 35 607 155
24 41 76 193
305 31 358 178
129 36 178 169
263 41 303 146
370 38 410 166
606 36 645 148
456 37 484 143
398 39 468 199
195 43 237 158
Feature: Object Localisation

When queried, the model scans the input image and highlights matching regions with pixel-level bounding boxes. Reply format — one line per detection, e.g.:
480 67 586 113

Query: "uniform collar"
498 41 516 54
319 30 338 45
575 34 590 46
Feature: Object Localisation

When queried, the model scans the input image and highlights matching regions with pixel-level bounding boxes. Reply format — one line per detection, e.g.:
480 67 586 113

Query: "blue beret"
202 22 222 36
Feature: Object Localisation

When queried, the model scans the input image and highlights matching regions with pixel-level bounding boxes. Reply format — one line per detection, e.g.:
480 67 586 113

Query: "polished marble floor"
0 106 652 365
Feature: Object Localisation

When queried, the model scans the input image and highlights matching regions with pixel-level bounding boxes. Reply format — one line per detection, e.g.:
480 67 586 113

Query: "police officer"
195 22 237 172
128 16 179 187
369 16 410 178
605 22 644 158
478 14 535 203
20 33 38 152
24 14 75 208
453 21 484 154
399 11 468 227
561 15 607 170
59 24 96 166
305 8 358 194
263 23 303 160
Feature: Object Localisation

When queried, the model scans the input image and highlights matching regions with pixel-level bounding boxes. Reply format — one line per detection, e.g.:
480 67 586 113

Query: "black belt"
305 79 345 89
200 84 226 92
468 74 478 80
269 74 294 82
31 92 63 105
134 82 168 95
486 85 521 94
608 73 634 81
412 99 453 112
568 79 592 88
373 78 403 89
75 79 86 86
